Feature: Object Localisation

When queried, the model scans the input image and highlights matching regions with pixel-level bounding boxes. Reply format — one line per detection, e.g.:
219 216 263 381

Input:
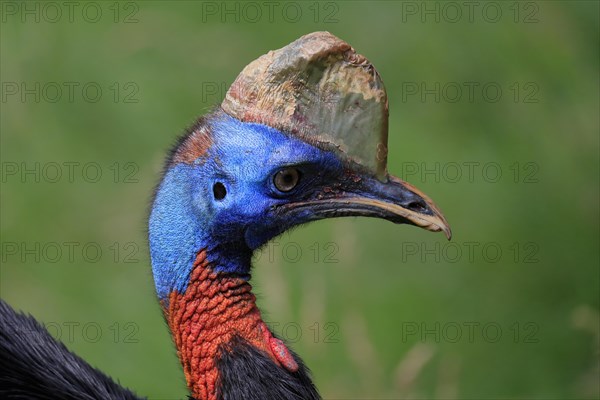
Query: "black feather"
216 336 320 400
0 299 144 400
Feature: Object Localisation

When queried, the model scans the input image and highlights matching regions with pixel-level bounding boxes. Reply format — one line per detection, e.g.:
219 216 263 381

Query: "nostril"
406 200 427 212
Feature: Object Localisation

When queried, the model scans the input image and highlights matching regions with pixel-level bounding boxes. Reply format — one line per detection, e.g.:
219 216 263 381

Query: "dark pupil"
213 182 226 200
275 168 299 192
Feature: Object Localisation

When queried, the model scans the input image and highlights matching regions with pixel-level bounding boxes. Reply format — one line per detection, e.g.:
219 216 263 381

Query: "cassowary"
0 32 451 400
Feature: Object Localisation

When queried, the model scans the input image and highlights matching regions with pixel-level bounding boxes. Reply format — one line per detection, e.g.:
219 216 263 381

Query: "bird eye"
273 168 300 192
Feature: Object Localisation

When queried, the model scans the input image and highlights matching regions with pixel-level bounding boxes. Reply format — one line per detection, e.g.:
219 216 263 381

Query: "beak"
283 173 452 240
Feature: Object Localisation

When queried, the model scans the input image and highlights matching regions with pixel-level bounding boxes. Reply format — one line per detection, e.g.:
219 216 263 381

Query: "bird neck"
162 249 298 400
149 163 253 300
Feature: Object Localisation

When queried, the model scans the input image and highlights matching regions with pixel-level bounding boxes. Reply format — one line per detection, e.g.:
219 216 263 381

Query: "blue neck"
148 164 251 300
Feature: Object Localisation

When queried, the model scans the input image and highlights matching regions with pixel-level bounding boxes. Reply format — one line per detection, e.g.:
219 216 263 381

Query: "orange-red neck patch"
164 250 297 400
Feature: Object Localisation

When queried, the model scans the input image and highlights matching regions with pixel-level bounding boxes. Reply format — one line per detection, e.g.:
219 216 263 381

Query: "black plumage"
217 336 319 400
0 300 143 400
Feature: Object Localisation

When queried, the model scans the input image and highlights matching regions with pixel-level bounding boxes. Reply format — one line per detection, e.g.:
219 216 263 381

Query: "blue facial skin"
149 114 342 300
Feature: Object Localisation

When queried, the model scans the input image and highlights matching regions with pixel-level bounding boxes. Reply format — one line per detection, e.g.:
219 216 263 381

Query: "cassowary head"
149 32 451 399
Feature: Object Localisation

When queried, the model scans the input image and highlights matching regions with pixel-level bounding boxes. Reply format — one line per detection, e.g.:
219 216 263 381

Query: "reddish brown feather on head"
171 123 213 166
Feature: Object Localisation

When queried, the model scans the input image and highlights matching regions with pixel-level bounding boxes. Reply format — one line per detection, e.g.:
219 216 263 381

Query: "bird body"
0 32 450 400
0 300 142 399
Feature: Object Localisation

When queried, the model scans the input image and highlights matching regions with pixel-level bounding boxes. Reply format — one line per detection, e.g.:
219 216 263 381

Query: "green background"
1 1 598 399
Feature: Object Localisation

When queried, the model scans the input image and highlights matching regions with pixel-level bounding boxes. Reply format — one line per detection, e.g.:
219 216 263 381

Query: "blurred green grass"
1 1 598 399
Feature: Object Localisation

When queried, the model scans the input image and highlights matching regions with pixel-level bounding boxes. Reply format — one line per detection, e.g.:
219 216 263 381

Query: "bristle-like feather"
217 336 320 400
0 299 143 400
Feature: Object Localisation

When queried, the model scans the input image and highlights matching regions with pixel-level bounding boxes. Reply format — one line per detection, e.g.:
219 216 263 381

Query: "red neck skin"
163 250 298 400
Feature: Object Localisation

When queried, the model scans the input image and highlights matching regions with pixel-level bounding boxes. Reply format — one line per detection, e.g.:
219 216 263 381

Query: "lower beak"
285 174 452 240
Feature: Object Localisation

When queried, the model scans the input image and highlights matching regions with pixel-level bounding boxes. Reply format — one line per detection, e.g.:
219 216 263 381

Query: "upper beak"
284 173 452 240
